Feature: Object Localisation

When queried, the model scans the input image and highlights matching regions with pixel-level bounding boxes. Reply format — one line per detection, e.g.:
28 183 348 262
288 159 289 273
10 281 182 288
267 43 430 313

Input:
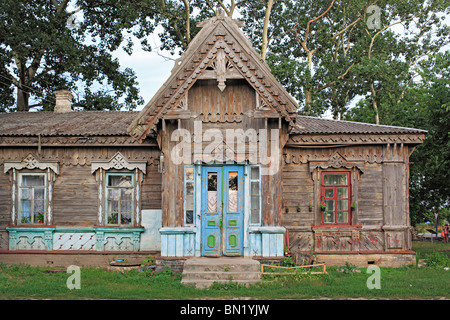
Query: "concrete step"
181 257 262 289
181 279 261 289
182 270 262 281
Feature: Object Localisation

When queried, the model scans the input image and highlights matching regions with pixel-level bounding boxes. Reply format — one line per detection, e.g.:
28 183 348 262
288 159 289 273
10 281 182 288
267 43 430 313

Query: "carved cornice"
287 133 425 146
308 152 365 173
91 152 147 174
0 135 157 147
4 153 59 174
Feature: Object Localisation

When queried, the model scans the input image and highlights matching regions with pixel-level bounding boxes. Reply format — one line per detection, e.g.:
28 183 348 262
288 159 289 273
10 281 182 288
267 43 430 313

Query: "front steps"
181 257 262 289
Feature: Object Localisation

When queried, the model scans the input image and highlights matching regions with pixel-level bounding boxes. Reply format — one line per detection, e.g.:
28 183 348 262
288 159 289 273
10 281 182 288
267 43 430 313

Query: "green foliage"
0 0 157 111
280 256 296 267
425 252 450 268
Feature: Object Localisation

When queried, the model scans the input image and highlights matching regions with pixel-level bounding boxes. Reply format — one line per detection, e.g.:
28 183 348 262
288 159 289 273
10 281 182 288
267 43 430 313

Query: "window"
105 173 134 226
184 166 195 225
321 172 351 224
18 173 47 224
250 166 261 225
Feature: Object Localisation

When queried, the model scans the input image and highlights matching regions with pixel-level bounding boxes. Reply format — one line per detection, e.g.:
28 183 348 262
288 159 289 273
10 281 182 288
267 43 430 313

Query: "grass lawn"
0 241 449 300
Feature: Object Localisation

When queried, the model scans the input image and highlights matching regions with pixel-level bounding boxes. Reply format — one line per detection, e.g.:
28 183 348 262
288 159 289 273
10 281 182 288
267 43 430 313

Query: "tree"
0 0 164 111
348 52 450 225
240 0 450 122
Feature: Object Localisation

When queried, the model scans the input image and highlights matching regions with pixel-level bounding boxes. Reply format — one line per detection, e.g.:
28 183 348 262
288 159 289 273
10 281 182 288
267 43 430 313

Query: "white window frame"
249 165 262 226
18 172 48 225
184 165 196 226
104 172 136 226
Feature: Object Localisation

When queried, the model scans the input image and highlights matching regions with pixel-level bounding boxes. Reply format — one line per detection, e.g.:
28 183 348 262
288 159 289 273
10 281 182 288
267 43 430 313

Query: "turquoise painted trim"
94 227 144 252
54 228 95 233
248 226 285 257
160 227 197 257
6 226 55 251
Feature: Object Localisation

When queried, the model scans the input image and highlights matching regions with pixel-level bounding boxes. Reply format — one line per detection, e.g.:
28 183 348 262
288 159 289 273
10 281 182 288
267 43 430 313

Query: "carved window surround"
309 152 363 227
91 152 147 227
4 154 59 226
91 152 147 174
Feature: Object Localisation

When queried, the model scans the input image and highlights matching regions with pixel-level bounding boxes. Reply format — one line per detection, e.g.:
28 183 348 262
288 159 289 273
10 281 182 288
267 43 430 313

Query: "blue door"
201 166 244 256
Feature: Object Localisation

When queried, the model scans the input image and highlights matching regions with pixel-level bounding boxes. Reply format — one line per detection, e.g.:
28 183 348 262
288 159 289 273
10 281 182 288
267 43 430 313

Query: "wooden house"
0 11 426 267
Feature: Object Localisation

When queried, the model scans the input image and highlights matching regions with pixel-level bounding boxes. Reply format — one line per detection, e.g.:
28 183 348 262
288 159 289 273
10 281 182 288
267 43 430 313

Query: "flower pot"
297 207 301 213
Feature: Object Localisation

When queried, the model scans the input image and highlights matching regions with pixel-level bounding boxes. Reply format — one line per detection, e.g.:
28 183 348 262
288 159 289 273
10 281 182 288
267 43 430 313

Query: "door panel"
201 166 244 256
201 167 222 256
223 166 244 256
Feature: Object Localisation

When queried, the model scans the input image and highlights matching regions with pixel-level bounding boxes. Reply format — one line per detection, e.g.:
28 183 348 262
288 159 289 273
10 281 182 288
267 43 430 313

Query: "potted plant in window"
297 202 301 212
320 201 326 211
108 212 118 224
35 212 44 224
351 201 357 211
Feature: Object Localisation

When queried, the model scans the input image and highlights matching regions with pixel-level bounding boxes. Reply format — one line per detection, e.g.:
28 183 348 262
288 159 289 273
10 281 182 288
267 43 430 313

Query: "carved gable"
128 10 299 142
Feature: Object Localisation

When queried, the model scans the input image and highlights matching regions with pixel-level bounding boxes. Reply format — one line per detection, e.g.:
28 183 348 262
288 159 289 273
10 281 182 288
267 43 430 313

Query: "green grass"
0 241 449 300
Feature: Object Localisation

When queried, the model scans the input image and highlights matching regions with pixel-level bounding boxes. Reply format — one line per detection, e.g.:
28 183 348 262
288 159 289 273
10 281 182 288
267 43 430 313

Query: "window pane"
250 180 260 224
228 172 238 212
337 212 348 223
324 189 333 198
34 188 45 200
324 212 334 223
186 167 194 181
121 200 132 214
325 199 334 211
121 213 132 225
337 187 348 199
338 200 348 211
107 211 118 224
251 209 260 224
186 210 194 224
324 174 347 185
121 188 133 201
21 212 31 224
108 175 132 188
34 200 45 212
21 199 31 212
251 181 259 196
34 212 44 224
22 175 45 186
108 189 120 200
21 188 30 199
185 182 194 212
251 167 259 180
207 173 217 212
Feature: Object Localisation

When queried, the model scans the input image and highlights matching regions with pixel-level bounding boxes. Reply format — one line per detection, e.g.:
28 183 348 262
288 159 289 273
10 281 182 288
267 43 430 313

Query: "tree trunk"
261 0 274 61
17 86 30 112
304 50 314 115
369 82 380 124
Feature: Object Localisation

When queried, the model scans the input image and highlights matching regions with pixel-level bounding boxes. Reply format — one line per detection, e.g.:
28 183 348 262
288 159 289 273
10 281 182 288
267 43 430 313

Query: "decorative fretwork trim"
3 153 59 174
91 152 147 174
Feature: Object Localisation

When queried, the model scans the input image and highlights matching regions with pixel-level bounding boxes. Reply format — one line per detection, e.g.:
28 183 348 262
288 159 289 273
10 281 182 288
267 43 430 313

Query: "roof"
0 111 139 136
291 116 427 135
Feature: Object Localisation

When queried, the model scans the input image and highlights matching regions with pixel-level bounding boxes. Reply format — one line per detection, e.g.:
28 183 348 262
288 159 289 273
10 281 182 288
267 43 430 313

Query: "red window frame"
320 172 352 225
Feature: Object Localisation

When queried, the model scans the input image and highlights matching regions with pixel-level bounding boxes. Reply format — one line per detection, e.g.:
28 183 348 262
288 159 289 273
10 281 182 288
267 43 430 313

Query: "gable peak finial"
216 7 226 18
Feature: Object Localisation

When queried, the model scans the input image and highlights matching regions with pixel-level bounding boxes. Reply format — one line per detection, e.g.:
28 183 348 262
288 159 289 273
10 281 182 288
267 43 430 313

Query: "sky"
112 26 181 112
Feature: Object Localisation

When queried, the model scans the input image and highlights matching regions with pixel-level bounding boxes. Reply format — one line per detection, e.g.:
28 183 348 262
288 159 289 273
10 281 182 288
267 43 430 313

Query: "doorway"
201 166 244 256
